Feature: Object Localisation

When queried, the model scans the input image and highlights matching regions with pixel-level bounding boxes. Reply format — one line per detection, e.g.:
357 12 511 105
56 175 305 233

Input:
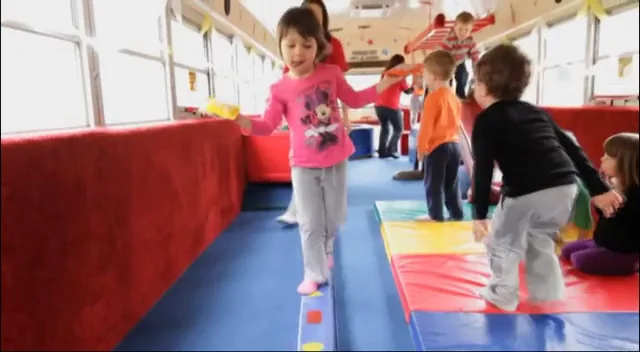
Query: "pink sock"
297 279 319 295
327 254 334 269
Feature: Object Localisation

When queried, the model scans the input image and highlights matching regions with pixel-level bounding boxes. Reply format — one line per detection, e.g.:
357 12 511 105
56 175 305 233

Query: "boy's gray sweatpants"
292 162 347 283
483 183 578 311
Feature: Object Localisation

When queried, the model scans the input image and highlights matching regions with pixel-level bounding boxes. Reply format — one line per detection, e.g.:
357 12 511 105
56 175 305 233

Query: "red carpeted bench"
461 103 639 169
243 108 412 183
542 105 639 168
1 119 246 351
244 130 292 183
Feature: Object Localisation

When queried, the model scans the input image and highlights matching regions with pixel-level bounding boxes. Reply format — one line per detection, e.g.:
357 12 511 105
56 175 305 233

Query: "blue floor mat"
118 157 422 351
333 205 415 351
242 183 293 211
115 211 302 351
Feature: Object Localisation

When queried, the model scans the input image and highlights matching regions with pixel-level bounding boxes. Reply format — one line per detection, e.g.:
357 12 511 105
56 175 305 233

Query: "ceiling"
240 0 497 40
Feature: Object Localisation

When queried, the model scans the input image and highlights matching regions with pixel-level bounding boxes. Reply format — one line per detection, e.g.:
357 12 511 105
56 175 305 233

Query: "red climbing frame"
404 13 496 54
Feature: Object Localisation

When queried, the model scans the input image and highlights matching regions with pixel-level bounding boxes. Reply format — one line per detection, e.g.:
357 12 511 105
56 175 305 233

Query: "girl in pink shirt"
235 7 401 295
277 0 351 225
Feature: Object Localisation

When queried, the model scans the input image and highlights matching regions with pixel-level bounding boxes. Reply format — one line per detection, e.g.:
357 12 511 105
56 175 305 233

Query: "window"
171 20 208 107
210 31 236 104
592 54 639 96
514 32 540 104
92 0 170 124
257 58 276 112
544 17 588 66
234 38 251 82
270 63 284 84
211 31 234 73
346 74 381 90
593 8 639 96
214 76 237 105
241 52 264 114
541 17 588 106
597 9 639 58
171 20 207 69
541 63 586 106
1 0 75 32
262 58 274 85
238 82 256 114
92 0 164 56
99 52 169 125
252 53 264 85
175 67 209 108
345 74 381 107
233 38 256 113
274 65 284 81
1 27 88 134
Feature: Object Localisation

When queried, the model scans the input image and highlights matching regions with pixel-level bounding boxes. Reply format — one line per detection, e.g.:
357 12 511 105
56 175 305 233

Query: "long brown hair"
277 7 329 61
382 54 406 77
301 0 332 42
604 132 639 191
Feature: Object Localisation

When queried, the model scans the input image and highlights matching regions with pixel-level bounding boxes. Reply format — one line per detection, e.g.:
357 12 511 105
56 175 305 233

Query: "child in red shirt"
440 11 480 99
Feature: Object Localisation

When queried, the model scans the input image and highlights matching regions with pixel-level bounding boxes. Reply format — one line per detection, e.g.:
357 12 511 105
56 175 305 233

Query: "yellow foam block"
381 221 486 256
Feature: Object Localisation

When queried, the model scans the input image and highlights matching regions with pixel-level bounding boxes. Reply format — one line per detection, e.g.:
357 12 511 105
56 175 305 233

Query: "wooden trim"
348 60 388 70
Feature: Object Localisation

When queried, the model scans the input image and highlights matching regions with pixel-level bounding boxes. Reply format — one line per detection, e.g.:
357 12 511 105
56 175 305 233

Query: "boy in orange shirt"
416 50 464 221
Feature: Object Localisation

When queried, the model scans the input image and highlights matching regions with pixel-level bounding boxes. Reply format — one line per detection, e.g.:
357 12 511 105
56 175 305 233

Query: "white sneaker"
415 214 433 221
276 212 297 224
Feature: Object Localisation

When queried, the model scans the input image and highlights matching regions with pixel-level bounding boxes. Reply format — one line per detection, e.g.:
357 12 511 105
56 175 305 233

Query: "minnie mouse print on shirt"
299 82 340 151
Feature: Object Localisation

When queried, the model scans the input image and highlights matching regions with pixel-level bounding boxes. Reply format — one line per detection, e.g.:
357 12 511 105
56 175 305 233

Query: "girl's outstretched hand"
376 76 404 93
376 63 409 93
235 114 251 131
377 75 404 93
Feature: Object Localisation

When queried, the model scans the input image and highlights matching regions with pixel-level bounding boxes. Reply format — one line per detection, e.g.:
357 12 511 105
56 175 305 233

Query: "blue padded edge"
409 311 640 351
297 279 336 351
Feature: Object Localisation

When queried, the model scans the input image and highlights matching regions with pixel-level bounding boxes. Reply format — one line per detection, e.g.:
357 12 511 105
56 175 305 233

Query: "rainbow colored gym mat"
375 200 640 351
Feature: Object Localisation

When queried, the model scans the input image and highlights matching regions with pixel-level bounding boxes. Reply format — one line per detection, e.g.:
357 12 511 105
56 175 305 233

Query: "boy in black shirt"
469 44 625 311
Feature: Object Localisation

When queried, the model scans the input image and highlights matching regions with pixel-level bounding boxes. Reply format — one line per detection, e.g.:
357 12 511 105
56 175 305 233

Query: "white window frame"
170 18 210 109
1 0 99 133
538 15 592 106
590 5 640 98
